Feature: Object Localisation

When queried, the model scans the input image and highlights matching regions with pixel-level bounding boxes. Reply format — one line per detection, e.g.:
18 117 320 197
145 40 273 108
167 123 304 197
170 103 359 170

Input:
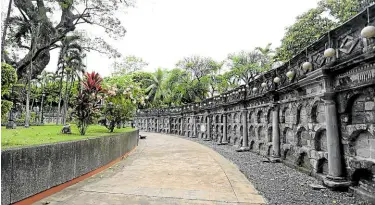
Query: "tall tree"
3 0 129 80
36 70 53 123
176 56 221 82
145 68 166 106
227 50 264 85
274 8 337 61
175 56 222 102
318 0 375 23
1 0 13 62
55 35 83 125
111 56 148 76
255 43 274 70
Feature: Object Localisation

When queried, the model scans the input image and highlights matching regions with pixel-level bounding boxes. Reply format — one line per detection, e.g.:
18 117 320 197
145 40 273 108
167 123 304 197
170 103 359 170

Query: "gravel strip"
180 136 369 205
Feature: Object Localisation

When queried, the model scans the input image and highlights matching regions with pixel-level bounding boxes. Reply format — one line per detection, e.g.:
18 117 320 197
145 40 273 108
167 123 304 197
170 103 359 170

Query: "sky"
45 0 319 77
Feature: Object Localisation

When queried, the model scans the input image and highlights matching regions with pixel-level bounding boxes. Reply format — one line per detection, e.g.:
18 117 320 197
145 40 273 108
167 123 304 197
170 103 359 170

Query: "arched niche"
257 126 265 140
283 127 294 144
215 115 220 123
267 126 273 142
348 94 375 124
257 110 263 123
267 145 273 156
349 130 375 160
316 158 329 175
249 126 255 138
296 152 312 171
233 113 238 123
250 140 255 150
296 127 309 147
351 169 374 188
311 100 325 124
315 129 327 152
267 109 272 124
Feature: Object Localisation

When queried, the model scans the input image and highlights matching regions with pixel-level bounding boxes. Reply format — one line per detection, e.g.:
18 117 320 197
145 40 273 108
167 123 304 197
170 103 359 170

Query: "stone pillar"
322 94 350 189
238 108 249 151
180 115 184 136
204 115 211 141
192 114 197 138
271 104 281 161
145 118 149 132
218 113 228 145
168 117 171 134
155 118 158 132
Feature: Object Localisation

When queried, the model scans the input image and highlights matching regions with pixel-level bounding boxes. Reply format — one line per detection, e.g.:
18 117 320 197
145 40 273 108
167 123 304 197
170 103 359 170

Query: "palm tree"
61 54 85 124
145 68 166 107
55 35 82 125
36 71 54 123
255 43 274 70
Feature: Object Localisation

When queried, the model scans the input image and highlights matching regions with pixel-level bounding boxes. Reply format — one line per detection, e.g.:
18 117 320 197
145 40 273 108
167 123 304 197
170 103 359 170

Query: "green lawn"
1 124 135 149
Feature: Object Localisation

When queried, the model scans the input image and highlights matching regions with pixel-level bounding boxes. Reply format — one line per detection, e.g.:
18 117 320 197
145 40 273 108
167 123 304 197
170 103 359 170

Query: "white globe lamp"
361 25 375 38
302 62 312 71
273 77 281 83
324 48 336 57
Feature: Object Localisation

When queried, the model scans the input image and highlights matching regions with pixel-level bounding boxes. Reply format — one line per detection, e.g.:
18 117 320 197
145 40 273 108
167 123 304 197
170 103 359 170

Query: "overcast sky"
45 0 319 77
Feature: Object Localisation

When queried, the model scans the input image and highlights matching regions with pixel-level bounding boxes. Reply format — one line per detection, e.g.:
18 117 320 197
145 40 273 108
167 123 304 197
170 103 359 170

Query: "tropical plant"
227 50 264 85
56 35 84 125
145 68 167 106
72 72 103 135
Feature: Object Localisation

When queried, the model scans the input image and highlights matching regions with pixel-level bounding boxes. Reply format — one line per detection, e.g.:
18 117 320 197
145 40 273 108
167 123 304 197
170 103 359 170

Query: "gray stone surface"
1 130 138 205
1 151 12 205
183 135 370 205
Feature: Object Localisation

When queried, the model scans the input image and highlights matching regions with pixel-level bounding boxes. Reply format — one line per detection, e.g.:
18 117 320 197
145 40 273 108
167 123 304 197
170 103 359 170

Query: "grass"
1 124 135 149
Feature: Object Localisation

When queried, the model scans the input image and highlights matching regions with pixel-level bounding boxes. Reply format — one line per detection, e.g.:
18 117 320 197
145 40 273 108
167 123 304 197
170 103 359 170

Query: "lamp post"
6 85 16 129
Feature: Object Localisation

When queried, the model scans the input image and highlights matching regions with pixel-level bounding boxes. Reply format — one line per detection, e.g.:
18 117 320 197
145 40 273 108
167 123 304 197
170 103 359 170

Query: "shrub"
72 72 103 135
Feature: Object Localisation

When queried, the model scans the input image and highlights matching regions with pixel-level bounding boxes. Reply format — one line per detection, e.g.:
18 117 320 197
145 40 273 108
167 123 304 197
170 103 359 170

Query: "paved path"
36 133 266 205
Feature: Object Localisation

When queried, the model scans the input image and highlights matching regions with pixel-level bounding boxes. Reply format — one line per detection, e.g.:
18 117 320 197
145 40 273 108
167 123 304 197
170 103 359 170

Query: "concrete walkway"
35 133 266 205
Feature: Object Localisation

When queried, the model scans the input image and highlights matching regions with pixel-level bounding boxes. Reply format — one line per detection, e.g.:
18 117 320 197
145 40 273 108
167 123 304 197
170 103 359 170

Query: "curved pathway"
36 133 266 205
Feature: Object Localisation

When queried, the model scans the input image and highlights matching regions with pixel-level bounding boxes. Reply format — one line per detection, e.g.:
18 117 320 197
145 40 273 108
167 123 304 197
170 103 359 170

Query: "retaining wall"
1 129 139 205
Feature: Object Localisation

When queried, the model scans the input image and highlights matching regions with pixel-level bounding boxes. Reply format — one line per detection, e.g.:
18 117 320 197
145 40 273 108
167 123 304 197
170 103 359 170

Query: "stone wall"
135 4 375 202
1 130 139 205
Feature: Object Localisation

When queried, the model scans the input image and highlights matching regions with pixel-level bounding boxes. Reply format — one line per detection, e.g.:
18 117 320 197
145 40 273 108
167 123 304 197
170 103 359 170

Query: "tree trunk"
39 81 45 124
1 0 13 62
62 73 70 125
25 78 31 127
56 66 65 125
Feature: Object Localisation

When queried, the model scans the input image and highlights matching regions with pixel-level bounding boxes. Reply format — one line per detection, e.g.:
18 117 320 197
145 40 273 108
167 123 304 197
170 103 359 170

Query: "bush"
72 72 103 135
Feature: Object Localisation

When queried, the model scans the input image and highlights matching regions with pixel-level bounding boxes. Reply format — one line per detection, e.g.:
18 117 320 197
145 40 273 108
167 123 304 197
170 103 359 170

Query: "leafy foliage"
318 0 375 23
227 50 267 85
1 63 18 118
1 63 17 97
4 0 131 79
72 72 103 135
102 75 145 132
111 56 149 76
274 8 337 62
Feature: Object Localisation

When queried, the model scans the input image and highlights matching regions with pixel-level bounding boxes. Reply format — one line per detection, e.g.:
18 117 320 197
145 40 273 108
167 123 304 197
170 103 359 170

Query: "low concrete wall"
1 129 139 205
